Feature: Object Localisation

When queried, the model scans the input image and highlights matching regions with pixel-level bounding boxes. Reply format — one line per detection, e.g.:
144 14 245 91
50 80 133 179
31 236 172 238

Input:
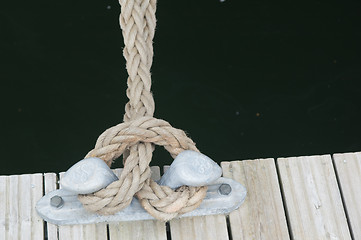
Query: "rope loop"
78 117 208 221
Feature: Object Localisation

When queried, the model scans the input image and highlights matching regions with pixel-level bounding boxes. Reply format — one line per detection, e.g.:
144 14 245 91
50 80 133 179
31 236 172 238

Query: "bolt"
218 184 232 195
50 195 64 208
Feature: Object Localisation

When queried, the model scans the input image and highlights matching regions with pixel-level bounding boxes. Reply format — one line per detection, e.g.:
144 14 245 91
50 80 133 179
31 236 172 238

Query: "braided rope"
78 0 207 221
121 0 156 122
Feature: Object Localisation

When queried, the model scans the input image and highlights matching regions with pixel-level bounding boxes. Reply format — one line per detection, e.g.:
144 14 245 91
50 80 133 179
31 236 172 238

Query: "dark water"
1 0 361 175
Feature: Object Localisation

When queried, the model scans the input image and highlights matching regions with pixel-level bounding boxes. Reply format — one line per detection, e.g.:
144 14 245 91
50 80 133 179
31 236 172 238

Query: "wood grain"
0 174 44 240
333 152 361 239
170 215 229 240
278 155 351 240
222 159 290 240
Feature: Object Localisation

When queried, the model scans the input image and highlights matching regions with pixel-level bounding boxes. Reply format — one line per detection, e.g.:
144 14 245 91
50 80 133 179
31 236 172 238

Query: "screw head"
50 195 64 208
218 184 232 195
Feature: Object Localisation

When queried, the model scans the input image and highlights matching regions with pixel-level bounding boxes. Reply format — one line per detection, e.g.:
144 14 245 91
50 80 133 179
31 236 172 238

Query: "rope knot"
78 116 208 221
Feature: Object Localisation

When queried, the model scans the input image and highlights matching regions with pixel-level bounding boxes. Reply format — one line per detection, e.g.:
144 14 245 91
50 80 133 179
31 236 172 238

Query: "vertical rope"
121 0 156 122
119 0 156 174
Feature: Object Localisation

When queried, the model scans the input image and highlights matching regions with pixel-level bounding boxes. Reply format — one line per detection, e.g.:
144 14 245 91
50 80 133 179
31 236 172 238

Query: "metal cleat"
36 151 247 225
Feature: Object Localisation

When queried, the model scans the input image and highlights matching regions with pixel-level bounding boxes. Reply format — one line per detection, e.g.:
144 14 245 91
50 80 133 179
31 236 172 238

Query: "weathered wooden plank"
1 174 44 240
165 166 229 240
110 219 167 240
29 174 44 239
44 173 59 240
0 176 7 240
222 159 290 240
20 175 32 240
8 175 20 239
278 155 351 240
109 166 167 240
57 172 108 240
170 215 229 240
333 152 361 239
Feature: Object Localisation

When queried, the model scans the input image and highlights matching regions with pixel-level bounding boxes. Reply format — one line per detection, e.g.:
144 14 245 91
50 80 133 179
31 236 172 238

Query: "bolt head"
50 195 64 208
218 184 232 195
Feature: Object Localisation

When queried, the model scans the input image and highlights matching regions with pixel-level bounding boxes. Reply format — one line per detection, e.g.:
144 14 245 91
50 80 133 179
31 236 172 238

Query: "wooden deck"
1 152 361 240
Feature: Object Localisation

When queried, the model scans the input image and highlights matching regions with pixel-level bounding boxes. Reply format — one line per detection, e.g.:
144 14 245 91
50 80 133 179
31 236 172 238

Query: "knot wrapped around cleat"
78 116 208 221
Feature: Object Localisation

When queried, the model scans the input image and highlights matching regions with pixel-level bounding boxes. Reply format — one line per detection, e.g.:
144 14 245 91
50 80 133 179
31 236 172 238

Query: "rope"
121 0 156 122
78 0 207 221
